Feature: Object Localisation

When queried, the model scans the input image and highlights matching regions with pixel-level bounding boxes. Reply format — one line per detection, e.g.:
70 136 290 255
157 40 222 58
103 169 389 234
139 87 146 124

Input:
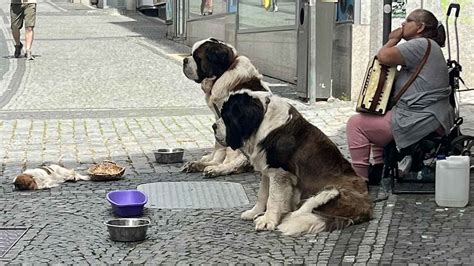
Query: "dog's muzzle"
213 119 227 146
182 56 199 82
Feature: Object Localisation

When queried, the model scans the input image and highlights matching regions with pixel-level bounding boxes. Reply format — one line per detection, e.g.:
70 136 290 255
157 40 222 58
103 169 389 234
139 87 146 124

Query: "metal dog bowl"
154 148 184 163
104 218 150 242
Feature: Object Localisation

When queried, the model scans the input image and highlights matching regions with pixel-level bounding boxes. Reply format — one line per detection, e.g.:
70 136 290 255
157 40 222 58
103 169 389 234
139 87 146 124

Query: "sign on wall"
336 0 354 23
392 0 407 19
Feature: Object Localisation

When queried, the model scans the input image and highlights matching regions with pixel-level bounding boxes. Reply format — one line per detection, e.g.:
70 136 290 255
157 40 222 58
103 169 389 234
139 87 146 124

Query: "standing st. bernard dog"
213 90 373 235
182 38 270 177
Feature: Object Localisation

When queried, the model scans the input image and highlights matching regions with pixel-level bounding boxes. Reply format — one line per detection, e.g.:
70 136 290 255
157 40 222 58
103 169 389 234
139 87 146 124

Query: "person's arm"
377 27 405 66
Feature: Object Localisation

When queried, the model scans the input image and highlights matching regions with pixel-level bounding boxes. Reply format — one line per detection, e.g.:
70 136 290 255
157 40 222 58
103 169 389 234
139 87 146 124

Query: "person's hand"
388 27 403 42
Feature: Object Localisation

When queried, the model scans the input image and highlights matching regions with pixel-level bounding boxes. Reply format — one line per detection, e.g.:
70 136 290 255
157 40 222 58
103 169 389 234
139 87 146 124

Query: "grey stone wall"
332 23 352 99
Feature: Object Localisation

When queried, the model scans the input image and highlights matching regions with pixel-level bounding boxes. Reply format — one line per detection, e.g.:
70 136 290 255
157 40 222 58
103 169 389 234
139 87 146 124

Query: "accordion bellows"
356 57 397 115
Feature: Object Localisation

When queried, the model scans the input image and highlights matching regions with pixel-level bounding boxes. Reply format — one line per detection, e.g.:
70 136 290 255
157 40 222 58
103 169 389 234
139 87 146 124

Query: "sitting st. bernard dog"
213 90 373 235
182 38 270 178
13 164 90 190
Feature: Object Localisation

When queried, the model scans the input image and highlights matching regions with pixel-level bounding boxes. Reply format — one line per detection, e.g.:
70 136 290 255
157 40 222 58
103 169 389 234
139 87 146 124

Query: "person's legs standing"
24 3 36 60
200 0 212 15
10 3 24 58
346 111 394 180
203 0 212 15
207 0 213 14
200 0 205 15
25 27 34 58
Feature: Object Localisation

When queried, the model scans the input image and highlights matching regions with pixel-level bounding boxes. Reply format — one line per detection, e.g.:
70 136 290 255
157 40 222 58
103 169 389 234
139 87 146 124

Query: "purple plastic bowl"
106 190 148 218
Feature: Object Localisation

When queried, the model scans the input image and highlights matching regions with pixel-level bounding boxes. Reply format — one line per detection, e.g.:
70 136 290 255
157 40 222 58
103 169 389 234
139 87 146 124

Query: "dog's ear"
206 45 234 76
13 174 37 190
207 45 231 65
222 93 264 150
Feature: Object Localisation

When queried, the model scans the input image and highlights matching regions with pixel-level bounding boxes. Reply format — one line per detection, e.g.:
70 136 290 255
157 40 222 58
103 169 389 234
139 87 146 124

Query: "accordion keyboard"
357 57 397 115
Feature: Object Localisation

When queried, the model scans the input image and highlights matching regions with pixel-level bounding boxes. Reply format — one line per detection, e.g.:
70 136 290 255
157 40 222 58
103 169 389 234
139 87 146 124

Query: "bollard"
97 0 107 8
126 0 136 10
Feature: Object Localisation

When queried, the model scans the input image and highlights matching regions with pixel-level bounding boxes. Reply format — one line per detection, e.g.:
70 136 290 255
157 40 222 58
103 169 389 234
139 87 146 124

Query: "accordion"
356 57 397 115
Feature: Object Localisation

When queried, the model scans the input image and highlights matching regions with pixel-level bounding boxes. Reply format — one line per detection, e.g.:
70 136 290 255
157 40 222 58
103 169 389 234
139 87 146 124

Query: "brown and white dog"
213 90 373 235
13 164 90 190
182 38 270 177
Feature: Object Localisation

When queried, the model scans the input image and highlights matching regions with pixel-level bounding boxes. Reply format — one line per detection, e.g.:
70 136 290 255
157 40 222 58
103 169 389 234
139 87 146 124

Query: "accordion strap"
392 38 432 104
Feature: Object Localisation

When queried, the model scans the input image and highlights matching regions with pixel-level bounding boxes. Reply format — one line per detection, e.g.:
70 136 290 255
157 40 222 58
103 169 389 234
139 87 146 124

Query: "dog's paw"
277 212 326 236
254 213 278 231
200 154 214 163
203 165 230 178
241 209 263 221
277 216 302 236
181 161 205 173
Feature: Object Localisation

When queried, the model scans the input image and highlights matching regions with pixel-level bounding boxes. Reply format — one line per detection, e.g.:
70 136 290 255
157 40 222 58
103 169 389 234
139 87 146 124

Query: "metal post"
98 0 107 8
126 0 136 10
173 0 185 38
382 0 392 45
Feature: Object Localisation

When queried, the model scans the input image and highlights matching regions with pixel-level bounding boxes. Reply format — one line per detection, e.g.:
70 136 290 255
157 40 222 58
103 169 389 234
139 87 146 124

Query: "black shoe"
14 42 23 58
368 163 384 185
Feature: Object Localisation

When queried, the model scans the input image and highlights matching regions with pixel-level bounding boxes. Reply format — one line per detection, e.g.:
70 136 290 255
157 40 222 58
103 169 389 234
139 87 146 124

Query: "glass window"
188 0 236 19
238 0 296 30
336 0 354 23
107 0 125 8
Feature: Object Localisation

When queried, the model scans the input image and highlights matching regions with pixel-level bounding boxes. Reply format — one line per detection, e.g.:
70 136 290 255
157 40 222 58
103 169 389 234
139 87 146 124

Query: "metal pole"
173 0 177 37
382 0 392 45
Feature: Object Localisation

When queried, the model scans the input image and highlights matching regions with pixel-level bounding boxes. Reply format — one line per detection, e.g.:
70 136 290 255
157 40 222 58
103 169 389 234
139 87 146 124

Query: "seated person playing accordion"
346 9 454 185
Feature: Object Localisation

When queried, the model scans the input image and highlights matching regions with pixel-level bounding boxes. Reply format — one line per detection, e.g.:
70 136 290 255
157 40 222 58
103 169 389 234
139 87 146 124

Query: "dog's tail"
277 187 353 236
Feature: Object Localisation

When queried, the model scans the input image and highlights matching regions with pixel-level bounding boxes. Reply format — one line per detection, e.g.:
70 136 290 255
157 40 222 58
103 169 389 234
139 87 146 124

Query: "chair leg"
384 140 436 194
386 168 397 194
389 160 435 194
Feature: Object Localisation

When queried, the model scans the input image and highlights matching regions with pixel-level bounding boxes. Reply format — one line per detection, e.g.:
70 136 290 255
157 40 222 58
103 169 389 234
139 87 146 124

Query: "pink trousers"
346 111 394 180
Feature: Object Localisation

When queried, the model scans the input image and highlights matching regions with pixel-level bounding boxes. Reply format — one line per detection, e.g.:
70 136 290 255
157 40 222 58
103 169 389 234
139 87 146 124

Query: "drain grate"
0 228 28 258
137 182 249 209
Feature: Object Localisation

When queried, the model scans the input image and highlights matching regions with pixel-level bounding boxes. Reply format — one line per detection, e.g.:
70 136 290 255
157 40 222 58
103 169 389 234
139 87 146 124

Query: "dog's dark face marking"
182 38 237 83
221 93 265 150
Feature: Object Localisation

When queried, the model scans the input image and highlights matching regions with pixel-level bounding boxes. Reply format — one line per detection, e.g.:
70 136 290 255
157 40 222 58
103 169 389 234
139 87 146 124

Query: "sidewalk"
0 0 474 264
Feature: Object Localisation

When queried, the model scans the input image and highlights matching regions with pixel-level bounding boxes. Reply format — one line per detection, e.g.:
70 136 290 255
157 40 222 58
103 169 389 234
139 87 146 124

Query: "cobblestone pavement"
1 0 474 264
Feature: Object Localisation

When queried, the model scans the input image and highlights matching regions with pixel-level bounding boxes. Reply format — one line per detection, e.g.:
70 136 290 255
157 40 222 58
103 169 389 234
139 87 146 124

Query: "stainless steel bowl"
154 148 184 163
104 218 150 242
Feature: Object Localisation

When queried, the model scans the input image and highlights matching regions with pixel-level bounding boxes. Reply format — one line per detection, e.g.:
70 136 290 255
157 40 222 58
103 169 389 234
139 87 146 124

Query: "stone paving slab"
137 181 250 209
0 166 394 264
0 1 202 111
0 228 28 258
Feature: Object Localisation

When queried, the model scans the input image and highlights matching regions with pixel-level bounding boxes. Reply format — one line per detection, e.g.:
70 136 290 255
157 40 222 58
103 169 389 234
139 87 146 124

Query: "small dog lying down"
13 164 90 190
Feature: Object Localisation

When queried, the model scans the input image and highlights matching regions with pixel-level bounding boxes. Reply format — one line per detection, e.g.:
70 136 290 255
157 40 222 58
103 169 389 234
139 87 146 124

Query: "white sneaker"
398 155 412 176
25 49 34 60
